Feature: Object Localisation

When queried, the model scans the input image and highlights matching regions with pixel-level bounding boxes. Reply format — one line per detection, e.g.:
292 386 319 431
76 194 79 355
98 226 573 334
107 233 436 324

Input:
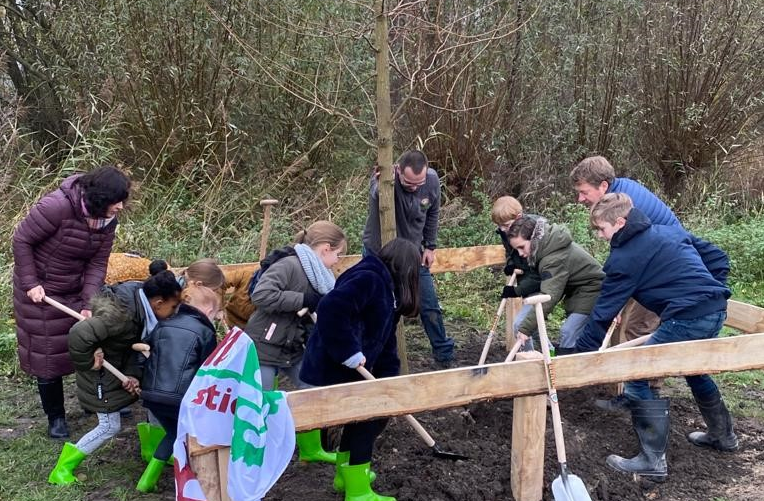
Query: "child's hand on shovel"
92 347 104 370
122 376 141 396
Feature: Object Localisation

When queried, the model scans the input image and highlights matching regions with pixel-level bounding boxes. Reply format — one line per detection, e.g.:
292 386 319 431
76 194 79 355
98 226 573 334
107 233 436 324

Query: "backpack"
247 246 297 300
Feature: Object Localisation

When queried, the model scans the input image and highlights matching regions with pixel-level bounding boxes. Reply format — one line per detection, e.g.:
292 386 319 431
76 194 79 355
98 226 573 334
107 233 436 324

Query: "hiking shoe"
433 359 455 370
595 394 631 413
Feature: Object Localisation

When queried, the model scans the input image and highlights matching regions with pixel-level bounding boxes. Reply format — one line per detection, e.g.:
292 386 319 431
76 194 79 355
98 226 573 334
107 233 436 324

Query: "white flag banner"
174 326 295 501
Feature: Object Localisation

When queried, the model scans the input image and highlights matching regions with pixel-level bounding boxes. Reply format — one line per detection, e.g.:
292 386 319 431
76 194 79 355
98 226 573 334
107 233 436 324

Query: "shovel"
42 296 132 386
525 294 592 501
356 365 468 461
478 272 517 365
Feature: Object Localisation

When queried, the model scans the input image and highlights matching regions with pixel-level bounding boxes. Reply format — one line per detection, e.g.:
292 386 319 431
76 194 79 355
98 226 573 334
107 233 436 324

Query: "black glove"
503 263 513 276
302 288 322 312
501 285 520 299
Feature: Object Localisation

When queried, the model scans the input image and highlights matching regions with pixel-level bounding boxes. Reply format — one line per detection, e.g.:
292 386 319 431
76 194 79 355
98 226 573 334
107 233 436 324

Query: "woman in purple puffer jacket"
12 165 130 439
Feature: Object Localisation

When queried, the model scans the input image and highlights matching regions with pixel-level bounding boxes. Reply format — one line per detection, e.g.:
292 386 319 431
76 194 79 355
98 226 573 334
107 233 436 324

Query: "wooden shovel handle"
598 317 620 351
478 298 507 365
296 307 318 323
504 338 524 362
609 334 652 350
532 299 568 465
356 366 436 448
43 296 130 383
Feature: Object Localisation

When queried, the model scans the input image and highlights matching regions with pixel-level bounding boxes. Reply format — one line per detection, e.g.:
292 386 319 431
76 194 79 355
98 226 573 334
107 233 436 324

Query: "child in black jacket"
136 285 220 493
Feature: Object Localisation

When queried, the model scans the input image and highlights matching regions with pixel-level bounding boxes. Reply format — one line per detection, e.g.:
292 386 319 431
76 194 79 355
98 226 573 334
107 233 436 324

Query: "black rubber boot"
38 377 69 439
606 398 669 481
687 390 738 451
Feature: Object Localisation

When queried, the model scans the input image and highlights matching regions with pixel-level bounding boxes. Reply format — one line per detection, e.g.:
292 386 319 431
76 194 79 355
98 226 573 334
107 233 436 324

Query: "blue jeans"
514 305 583 350
624 311 726 401
419 266 455 362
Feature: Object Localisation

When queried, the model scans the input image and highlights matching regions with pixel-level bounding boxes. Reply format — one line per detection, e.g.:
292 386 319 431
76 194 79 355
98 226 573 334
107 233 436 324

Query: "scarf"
138 289 159 340
294 243 336 295
81 199 115 231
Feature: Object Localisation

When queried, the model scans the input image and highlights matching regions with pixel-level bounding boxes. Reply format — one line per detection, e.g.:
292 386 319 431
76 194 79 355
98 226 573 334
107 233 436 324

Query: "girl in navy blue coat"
300 238 421 501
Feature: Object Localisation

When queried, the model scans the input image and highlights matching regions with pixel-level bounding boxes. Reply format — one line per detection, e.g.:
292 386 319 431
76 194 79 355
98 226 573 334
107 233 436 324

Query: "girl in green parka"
48 271 182 485
506 216 604 353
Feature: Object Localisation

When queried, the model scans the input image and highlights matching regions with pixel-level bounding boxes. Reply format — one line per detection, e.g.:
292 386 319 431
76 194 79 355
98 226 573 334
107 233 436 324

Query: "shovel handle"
356 366 436 448
478 298 507 365
532 300 568 465
609 333 652 350
43 296 86 321
598 318 619 351
297 307 318 323
504 338 523 362
43 297 131 384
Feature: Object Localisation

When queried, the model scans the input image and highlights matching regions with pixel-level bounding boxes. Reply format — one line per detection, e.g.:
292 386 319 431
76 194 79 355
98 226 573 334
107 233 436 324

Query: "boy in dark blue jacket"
577 193 737 481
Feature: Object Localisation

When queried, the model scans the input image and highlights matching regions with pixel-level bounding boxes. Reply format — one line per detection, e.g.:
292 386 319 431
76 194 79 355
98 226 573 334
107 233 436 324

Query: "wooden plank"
726 300 764 333
154 245 506 283
510 352 546 501
287 333 764 430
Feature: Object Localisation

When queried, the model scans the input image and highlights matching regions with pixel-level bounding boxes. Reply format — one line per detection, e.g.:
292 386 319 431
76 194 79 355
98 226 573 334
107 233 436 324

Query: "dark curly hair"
79 165 131 218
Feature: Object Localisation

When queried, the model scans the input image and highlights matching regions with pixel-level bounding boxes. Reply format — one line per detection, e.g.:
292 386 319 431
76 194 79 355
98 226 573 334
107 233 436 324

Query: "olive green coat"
68 296 142 413
518 222 604 334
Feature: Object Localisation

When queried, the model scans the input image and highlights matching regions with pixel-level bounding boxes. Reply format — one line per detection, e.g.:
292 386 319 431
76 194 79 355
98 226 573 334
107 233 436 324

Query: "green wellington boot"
48 442 87 485
136 458 166 493
137 422 166 463
136 422 174 465
340 462 395 501
296 429 337 464
334 451 376 492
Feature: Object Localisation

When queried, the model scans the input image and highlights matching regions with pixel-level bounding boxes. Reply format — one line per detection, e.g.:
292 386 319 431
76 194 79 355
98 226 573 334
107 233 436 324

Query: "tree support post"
510 351 546 501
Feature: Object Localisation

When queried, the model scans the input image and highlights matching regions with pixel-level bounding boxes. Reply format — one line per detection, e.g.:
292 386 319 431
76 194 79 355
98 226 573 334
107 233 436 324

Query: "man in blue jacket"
576 193 737 481
570 155 729 409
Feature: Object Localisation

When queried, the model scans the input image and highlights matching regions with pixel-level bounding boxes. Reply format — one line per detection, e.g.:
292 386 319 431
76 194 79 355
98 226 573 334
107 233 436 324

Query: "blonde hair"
183 285 221 316
570 156 616 187
590 192 633 226
181 258 225 290
294 220 347 253
491 196 523 225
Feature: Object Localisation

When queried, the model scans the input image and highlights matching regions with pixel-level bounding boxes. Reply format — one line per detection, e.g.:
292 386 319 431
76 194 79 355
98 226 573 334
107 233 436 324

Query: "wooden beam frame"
286 332 764 430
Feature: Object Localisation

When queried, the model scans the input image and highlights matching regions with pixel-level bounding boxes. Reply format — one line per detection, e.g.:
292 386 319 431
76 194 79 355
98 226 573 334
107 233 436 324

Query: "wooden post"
258 199 279 260
189 436 229 501
510 351 546 501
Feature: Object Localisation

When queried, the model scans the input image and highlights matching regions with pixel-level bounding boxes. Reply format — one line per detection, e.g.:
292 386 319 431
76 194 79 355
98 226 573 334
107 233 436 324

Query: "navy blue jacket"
576 208 730 352
300 254 400 386
608 177 729 283
141 304 218 406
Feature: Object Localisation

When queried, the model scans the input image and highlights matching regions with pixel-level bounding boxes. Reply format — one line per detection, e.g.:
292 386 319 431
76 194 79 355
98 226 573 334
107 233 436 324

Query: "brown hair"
506 215 537 241
491 196 524 225
294 220 347 253
181 258 225 290
590 193 633 226
570 156 616 187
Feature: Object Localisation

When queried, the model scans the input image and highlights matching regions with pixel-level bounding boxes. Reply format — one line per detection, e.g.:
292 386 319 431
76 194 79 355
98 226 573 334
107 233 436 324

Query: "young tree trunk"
375 0 395 247
374 0 409 374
